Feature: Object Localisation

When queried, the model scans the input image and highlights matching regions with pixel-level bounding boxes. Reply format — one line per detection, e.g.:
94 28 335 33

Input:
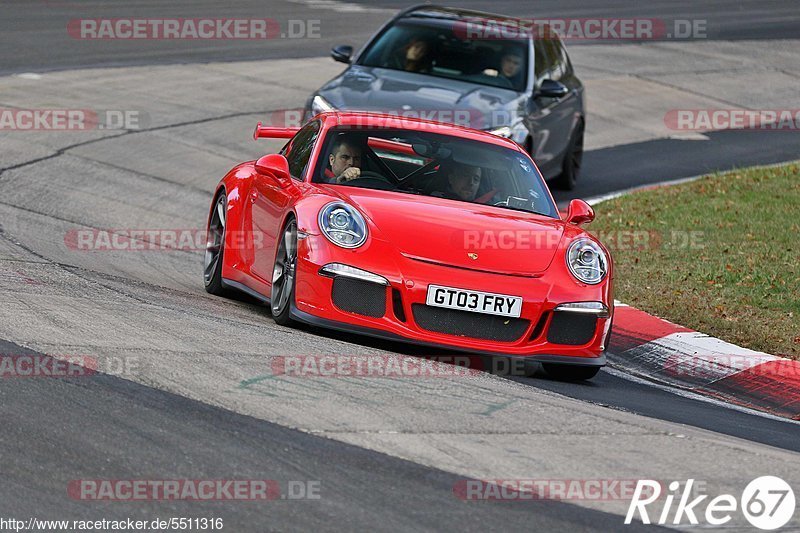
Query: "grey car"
305 5 585 189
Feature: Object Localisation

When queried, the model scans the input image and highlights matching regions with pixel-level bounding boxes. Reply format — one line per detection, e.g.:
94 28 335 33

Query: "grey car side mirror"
535 79 569 98
331 45 353 64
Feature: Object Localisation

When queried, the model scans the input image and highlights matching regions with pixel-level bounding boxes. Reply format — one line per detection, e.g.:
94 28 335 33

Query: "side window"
533 41 549 86
553 36 570 78
542 38 563 81
284 121 321 180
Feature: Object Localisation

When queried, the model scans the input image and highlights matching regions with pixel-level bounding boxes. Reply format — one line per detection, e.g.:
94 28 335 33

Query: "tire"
204 192 229 296
270 217 298 327
553 121 584 191
542 363 600 382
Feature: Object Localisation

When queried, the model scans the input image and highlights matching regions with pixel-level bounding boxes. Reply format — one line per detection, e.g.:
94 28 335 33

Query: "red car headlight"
318 202 368 249
566 238 608 285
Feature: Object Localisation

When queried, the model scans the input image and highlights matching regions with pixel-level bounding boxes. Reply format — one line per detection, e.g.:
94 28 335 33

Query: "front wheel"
270 218 298 326
542 363 600 381
204 192 228 296
553 122 584 191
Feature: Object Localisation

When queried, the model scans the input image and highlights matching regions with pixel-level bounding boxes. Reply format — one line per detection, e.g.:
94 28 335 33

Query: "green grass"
590 162 800 359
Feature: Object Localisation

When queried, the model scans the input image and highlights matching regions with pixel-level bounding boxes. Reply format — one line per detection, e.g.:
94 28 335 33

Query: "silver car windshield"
359 22 528 92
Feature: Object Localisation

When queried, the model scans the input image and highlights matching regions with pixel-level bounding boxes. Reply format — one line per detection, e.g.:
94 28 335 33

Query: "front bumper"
293 233 612 362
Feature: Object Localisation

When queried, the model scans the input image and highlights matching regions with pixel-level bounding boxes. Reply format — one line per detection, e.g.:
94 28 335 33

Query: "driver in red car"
324 137 363 183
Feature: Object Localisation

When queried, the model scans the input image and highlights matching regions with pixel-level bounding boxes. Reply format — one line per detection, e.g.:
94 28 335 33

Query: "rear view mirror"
331 45 353 64
255 154 292 186
564 199 594 225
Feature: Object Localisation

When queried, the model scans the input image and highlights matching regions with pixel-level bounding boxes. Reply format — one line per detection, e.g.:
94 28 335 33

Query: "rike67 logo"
626 477 796 530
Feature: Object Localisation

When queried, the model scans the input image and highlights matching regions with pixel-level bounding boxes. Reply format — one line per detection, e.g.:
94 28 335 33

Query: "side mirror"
330 45 353 64
564 199 594 226
255 154 292 186
535 79 569 99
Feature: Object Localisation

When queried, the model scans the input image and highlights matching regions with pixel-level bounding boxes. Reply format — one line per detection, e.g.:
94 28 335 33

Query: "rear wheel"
542 363 600 381
204 192 228 296
553 121 584 191
270 218 298 326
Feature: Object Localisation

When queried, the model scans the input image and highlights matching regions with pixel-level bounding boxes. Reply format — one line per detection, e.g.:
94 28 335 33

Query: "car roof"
322 111 524 151
398 4 535 33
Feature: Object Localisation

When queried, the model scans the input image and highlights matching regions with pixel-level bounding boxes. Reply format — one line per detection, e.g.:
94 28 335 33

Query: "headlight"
487 125 513 138
566 239 607 284
318 202 368 248
310 95 336 116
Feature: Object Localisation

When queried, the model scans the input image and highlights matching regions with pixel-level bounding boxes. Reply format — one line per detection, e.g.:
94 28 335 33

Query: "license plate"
425 285 523 318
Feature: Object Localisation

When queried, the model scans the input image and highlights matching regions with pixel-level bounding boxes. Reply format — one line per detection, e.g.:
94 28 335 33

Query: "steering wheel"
344 171 396 190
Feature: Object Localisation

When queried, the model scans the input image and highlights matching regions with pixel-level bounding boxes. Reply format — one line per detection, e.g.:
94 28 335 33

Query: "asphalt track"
3 0 800 73
1 0 799 531
2 339 668 531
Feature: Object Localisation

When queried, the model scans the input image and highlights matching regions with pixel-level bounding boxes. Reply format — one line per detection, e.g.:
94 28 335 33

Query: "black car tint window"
285 121 320 180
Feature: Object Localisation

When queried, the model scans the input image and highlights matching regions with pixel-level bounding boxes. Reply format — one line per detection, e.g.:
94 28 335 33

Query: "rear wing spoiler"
253 122 300 140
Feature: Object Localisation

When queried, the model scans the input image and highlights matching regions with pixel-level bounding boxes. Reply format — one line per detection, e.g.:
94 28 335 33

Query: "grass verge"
589 162 799 359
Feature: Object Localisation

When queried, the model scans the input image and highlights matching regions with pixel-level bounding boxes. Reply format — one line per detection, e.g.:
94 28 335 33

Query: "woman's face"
406 40 429 61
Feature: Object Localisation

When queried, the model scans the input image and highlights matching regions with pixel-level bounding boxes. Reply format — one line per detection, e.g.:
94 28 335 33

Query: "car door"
546 36 581 168
524 35 579 179
250 120 320 283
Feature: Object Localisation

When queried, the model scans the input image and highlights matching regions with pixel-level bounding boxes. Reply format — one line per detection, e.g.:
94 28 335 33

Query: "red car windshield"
313 127 558 218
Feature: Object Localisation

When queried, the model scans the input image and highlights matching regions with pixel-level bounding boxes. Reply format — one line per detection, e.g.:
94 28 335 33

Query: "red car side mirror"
564 199 594 225
255 154 292 186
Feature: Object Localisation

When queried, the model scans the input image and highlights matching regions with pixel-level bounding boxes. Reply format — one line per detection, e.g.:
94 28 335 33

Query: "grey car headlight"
566 239 608 284
311 95 336 116
487 125 513 138
318 202 368 248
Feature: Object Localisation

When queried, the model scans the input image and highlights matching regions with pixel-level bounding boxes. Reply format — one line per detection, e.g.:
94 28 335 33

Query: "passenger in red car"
442 162 482 201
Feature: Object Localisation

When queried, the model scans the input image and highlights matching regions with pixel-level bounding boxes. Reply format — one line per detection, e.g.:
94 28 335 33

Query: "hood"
318 66 525 130
327 187 564 276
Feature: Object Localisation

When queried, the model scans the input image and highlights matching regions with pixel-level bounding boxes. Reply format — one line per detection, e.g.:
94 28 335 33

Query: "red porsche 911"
204 112 613 380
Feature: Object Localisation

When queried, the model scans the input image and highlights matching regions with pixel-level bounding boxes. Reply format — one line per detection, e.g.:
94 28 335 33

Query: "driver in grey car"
324 137 363 183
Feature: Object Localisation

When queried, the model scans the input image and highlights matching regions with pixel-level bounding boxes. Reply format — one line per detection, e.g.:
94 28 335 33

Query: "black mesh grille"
331 278 386 318
391 288 407 322
529 311 550 341
546 312 598 345
411 304 529 342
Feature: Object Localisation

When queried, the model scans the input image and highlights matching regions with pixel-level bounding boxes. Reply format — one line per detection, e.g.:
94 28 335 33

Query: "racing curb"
583 164 800 421
608 303 800 421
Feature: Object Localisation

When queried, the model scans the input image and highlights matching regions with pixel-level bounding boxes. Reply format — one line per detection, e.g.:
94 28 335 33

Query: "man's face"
329 143 361 176
501 54 522 78
448 166 482 201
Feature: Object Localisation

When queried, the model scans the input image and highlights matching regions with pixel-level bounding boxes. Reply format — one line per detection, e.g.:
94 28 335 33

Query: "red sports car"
205 112 613 380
